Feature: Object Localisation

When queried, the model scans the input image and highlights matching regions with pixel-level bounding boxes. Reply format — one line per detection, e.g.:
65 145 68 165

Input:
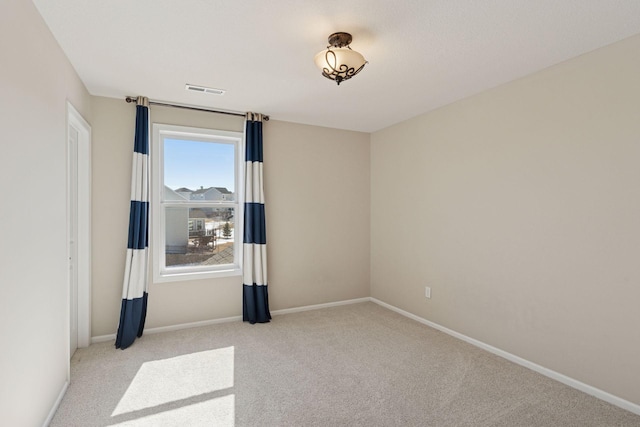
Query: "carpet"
51 302 640 426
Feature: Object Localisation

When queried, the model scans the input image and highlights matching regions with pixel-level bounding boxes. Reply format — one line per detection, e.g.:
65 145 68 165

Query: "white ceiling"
33 0 640 132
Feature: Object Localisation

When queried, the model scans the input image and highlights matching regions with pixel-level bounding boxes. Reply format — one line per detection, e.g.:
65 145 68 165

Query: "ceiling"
33 0 640 133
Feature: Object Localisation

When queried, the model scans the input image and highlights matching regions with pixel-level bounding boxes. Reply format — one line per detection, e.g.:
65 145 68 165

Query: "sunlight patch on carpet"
108 394 235 426
111 347 234 417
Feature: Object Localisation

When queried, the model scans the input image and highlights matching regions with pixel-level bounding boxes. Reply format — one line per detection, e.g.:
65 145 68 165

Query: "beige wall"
91 98 370 336
264 120 370 309
0 1 91 425
371 34 640 406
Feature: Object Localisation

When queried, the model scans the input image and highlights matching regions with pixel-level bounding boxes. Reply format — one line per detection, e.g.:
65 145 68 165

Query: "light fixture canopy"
314 32 367 85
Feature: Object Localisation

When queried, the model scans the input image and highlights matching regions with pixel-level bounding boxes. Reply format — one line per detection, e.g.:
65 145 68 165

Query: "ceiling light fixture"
314 32 368 85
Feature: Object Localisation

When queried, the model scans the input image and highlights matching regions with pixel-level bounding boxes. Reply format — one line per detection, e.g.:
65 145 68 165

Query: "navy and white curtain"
243 113 271 323
116 96 150 349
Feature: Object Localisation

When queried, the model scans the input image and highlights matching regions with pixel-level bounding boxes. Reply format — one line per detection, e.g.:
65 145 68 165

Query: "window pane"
164 138 235 200
165 207 235 268
153 125 243 282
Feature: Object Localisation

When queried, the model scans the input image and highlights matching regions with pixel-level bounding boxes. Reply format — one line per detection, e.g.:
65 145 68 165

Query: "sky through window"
163 138 235 192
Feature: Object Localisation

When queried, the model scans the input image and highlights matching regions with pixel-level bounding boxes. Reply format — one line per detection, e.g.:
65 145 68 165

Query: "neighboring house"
188 208 207 237
190 186 234 201
190 186 235 226
164 186 189 254
174 187 193 200
165 186 235 252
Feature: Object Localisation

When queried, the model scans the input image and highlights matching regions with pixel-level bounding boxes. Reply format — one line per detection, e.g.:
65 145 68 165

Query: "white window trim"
152 123 244 283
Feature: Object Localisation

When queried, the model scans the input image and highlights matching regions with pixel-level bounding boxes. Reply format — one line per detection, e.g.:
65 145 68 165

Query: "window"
152 124 243 282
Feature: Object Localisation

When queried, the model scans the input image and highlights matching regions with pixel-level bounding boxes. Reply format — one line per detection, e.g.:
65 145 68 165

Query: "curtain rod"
124 96 269 121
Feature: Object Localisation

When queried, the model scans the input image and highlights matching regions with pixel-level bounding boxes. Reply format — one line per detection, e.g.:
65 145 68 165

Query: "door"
67 103 91 359
69 127 79 356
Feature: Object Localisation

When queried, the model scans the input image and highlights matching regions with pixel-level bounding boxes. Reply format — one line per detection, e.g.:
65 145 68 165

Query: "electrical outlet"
425 286 431 299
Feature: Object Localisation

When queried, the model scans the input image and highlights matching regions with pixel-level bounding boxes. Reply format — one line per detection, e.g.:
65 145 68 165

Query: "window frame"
152 123 244 283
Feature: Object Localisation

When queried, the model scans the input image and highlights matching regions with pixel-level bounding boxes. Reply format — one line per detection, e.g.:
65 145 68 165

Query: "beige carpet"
51 302 640 426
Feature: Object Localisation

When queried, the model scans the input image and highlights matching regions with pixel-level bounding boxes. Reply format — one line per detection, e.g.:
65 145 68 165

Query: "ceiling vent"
185 84 226 95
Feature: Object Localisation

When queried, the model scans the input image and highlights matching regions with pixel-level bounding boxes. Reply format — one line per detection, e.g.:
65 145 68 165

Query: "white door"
69 127 79 356
67 103 92 359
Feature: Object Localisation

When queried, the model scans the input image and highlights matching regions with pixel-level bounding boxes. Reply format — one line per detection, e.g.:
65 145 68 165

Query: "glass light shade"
314 47 367 85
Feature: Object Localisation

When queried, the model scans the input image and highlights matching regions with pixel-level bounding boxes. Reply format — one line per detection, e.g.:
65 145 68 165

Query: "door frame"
67 102 91 355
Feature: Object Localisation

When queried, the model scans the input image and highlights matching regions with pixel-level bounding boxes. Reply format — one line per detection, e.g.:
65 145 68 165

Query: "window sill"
154 267 242 283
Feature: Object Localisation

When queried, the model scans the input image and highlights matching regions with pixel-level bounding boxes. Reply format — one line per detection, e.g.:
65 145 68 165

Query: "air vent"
185 84 226 95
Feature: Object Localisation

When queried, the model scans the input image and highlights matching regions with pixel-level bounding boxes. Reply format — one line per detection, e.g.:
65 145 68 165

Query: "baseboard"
91 333 116 344
91 315 243 344
145 315 244 335
370 297 640 416
43 380 68 427
91 297 371 344
271 297 371 316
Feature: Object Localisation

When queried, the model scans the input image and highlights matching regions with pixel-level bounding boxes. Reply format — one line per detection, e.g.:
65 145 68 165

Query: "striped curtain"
243 113 271 323
116 97 150 349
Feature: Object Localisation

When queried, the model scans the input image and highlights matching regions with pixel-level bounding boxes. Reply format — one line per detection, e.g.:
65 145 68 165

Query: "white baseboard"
43 380 68 427
91 297 370 344
91 333 116 344
91 315 243 344
271 297 371 316
370 297 640 416
145 315 243 335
